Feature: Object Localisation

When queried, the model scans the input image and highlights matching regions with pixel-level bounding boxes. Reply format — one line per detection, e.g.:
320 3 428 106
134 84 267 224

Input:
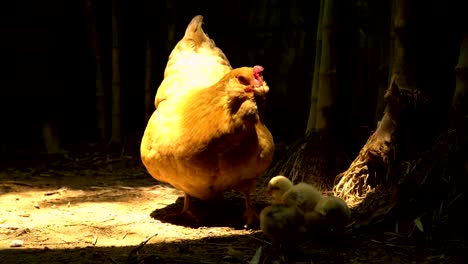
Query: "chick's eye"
237 76 250 86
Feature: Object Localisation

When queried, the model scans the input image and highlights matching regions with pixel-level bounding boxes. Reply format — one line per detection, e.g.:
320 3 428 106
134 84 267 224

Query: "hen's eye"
237 76 250 85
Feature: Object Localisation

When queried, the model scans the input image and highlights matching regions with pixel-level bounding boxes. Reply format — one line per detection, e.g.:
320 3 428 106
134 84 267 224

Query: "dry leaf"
92 234 98 246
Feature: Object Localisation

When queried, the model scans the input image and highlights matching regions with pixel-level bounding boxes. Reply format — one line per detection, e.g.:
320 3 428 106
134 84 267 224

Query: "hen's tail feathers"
161 14 231 81
183 15 211 49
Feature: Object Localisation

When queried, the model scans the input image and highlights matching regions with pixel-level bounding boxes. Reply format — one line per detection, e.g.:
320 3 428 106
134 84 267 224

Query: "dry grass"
265 134 349 195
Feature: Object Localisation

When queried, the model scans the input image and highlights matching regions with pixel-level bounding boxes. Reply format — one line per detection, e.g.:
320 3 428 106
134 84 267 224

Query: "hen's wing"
155 15 232 109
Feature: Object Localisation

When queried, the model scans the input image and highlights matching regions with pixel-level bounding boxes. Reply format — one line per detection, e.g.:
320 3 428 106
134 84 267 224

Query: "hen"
140 15 274 228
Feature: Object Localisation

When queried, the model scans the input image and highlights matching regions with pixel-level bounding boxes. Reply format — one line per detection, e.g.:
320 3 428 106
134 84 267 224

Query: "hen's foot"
162 193 204 227
162 210 202 227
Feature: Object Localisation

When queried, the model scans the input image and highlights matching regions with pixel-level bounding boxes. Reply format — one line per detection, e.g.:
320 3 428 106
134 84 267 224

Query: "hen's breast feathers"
155 15 231 109
155 69 265 157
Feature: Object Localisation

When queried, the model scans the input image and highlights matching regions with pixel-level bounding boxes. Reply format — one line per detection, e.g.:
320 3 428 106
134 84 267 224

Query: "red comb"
253 66 264 74
252 66 264 88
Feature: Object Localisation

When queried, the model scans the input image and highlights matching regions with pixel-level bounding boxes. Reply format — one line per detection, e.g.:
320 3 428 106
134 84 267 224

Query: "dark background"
0 0 463 157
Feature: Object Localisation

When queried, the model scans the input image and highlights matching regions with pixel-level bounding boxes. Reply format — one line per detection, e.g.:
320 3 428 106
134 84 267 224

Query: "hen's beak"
253 85 265 94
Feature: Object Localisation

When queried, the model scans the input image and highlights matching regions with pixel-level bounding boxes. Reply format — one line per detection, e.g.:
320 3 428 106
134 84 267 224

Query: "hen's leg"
163 193 201 227
181 193 198 217
241 179 259 229
243 191 259 229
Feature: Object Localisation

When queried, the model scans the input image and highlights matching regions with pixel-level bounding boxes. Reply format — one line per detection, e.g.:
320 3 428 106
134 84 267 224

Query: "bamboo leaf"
414 217 424 233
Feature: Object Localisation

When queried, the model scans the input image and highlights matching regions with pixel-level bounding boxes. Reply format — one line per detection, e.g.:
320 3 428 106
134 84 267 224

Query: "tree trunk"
333 0 417 206
373 33 390 124
315 0 340 131
306 0 325 134
85 0 107 142
389 0 416 89
111 0 121 145
144 39 153 122
280 0 346 185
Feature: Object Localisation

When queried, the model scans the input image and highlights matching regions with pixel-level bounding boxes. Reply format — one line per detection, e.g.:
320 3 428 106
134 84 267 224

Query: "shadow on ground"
150 195 269 229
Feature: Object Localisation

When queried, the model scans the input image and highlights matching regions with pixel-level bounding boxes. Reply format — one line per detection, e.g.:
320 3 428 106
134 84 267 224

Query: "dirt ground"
0 151 466 263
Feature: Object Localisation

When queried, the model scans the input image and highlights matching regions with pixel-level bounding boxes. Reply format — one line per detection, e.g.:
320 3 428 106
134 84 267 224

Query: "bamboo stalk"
111 0 121 144
451 33 468 118
306 0 325 134
85 0 107 142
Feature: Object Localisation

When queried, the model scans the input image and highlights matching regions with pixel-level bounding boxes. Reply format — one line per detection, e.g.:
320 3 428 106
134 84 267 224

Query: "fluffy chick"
310 196 351 233
266 176 322 213
265 175 293 203
282 182 322 213
260 204 306 244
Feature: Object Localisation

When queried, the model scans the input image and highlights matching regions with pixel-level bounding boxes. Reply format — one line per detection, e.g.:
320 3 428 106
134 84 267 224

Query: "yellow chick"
311 196 351 233
265 175 293 204
259 204 306 243
266 175 322 213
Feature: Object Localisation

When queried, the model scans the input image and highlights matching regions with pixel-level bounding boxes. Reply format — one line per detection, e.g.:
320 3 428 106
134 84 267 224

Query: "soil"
0 151 466 263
